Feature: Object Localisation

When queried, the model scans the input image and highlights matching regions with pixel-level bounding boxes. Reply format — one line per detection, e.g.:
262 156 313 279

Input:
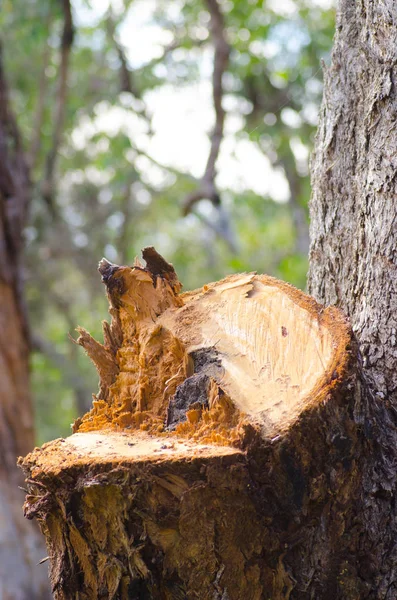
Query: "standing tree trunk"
308 1 397 597
18 2 397 599
0 44 51 599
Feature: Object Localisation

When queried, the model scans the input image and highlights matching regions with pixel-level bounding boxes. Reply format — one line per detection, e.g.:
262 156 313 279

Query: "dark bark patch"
68 491 84 529
165 372 210 430
142 246 181 292
98 259 125 306
331 432 352 459
280 447 306 510
165 348 225 429
190 347 223 375
98 258 120 283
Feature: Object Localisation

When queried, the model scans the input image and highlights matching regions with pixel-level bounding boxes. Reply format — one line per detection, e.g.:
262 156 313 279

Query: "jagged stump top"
72 247 352 447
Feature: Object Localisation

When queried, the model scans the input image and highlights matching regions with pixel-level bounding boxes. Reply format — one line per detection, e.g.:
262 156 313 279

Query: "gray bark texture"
309 0 397 598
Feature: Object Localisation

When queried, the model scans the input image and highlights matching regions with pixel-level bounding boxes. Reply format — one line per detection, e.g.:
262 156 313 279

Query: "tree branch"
105 14 141 99
118 190 133 266
105 11 155 134
0 40 31 344
255 140 310 257
129 141 196 182
182 0 230 216
28 15 52 170
135 38 205 76
41 0 74 213
282 158 310 256
0 42 29 256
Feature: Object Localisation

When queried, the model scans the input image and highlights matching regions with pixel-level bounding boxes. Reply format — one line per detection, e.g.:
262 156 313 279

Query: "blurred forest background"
2 0 335 444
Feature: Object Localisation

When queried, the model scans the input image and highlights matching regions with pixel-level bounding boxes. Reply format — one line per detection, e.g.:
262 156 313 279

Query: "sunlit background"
2 0 335 443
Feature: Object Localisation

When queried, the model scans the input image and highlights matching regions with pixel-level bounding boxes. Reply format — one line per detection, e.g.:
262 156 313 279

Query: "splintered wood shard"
73 247 351 442
75 327 119 401
20 247 359 600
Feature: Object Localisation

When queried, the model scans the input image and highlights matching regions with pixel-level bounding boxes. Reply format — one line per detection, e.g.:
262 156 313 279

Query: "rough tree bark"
308 0 397 597
18 1 397 599
0 44 51 599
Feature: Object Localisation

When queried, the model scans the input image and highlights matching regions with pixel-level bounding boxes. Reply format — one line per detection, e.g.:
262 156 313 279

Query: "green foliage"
2 0 335 442
32 353 76 445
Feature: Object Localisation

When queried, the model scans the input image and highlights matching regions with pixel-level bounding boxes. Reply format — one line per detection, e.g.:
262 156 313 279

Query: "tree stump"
19 248 362 599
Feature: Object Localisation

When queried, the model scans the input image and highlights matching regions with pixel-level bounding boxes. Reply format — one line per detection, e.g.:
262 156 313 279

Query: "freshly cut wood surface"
161 272 349 435
23 431 241 478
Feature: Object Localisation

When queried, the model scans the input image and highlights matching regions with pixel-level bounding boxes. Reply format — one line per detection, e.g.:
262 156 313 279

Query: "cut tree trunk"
20 248 366 599
0 43 51 600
